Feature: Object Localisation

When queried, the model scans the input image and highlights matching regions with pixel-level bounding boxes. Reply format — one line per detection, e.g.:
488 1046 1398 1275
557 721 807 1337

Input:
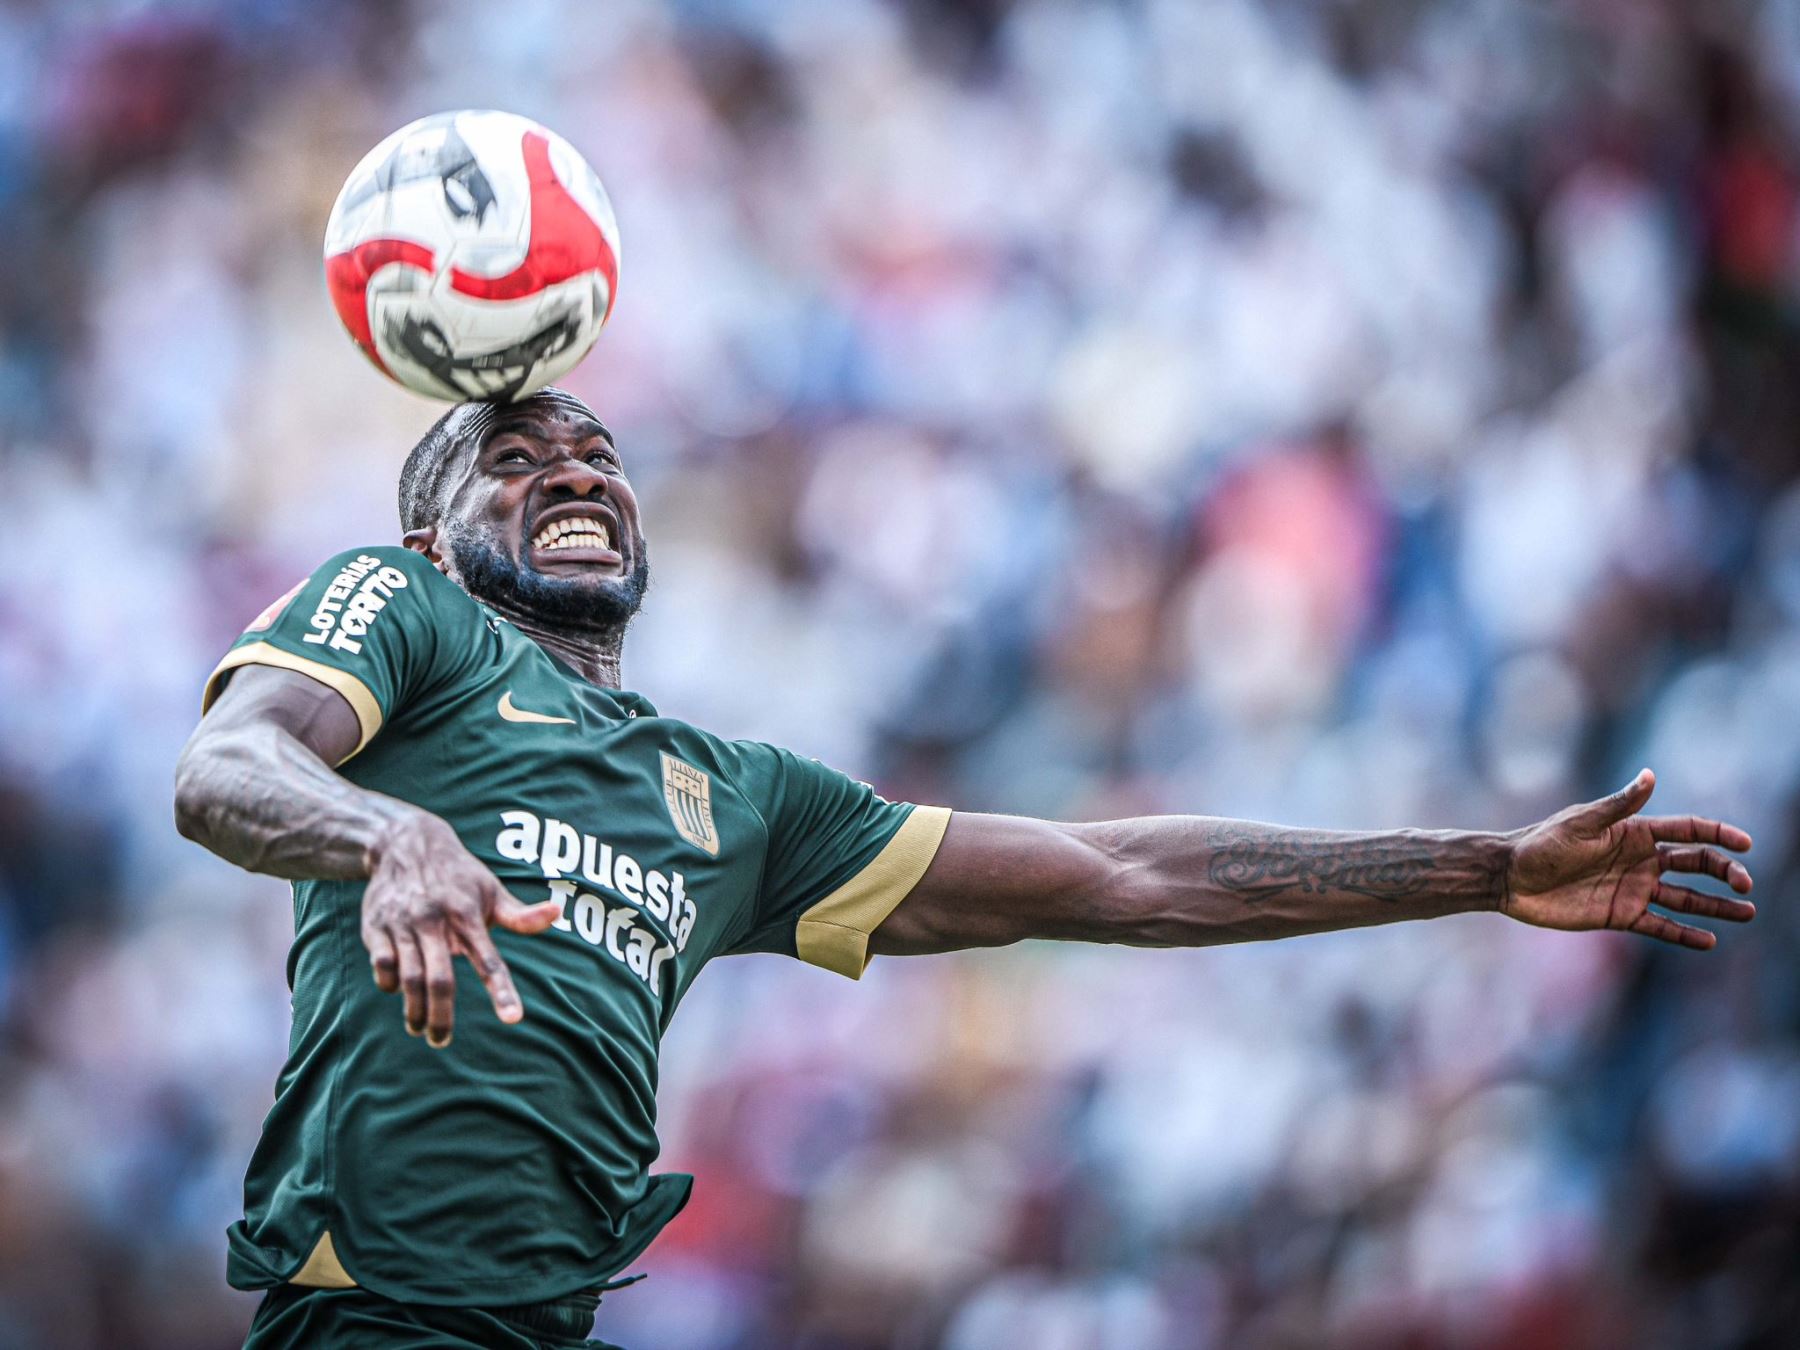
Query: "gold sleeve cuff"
202 642 384 763
795 805 952 979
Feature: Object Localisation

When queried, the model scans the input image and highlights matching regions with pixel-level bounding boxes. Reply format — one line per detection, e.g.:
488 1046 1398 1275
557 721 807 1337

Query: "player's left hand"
1504 769 1755 949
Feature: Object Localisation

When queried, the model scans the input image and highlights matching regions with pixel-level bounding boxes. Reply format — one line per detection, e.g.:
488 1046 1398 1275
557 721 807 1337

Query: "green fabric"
243 1285 622 1349
211 545 919 1305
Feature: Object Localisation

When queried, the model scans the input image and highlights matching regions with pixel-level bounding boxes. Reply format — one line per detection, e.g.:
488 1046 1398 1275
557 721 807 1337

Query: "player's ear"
403 528 449 574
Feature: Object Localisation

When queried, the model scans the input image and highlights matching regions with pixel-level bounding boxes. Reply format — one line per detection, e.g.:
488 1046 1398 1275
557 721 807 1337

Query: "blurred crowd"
2 0 1799 1346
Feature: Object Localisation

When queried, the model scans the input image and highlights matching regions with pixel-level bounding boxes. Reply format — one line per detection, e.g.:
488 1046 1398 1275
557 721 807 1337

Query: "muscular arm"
871 813 1507 954
174 664 413 879
872 773 1755 956
174 665 560 1044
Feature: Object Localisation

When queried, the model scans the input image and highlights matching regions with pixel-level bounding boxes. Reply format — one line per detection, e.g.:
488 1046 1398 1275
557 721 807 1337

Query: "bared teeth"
533 518 613 551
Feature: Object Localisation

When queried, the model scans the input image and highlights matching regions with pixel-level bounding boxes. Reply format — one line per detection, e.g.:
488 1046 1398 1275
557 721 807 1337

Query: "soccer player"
175 388 1757 1348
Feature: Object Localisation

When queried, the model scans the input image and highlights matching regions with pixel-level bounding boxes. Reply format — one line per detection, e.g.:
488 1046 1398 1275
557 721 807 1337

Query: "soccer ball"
323 110 620 403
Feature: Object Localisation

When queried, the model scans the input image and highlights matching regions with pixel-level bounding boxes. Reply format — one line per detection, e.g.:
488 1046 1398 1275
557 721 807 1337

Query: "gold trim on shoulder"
796 806 952 980
290 1230 358 1289
202 642 383 764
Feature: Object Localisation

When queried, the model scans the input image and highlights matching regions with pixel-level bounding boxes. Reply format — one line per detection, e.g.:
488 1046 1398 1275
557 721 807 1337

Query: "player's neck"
513 619 625 689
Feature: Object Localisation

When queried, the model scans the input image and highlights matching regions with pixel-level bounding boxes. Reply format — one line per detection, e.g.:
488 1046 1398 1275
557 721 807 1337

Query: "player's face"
428 391 650 630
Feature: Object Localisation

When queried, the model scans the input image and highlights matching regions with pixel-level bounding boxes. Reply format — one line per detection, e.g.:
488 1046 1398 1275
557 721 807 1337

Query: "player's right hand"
361 811 563 1047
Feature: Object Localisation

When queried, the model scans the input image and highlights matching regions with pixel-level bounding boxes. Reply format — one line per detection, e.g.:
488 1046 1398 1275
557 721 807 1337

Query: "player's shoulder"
644 727 785 800
293 543 484 644
306 545 475 610
645 720 756 776
674 730 782 777
308 542 447 585
693 735 852 808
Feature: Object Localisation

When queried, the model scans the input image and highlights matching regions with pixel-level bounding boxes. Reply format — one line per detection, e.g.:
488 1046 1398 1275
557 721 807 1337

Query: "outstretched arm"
174 665 561 1045
870 771 1754 956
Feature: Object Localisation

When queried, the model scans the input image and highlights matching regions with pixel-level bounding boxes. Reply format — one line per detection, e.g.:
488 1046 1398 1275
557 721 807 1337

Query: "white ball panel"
324 109 617 401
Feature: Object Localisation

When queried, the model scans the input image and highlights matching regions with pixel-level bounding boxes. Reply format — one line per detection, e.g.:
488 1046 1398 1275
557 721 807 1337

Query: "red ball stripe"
449 130 618 319
324 238 436 376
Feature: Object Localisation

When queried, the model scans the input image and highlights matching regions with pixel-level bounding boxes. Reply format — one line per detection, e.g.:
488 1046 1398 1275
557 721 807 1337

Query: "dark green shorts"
243 1284 625 1350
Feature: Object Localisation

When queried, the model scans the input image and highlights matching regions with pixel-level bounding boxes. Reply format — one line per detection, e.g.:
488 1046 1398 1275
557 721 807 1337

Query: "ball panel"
325 113 517 255
547 131 621 254
368 273 602 402
445 130 616 305
323 109 618 401
324 239 436 377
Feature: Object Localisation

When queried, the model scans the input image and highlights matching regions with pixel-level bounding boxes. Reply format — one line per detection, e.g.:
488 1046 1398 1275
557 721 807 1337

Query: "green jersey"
201 545 950 1306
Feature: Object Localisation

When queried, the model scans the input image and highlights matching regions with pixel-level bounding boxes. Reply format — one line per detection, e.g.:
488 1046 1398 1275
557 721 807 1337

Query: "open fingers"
1627 909 1717 951
364 923 400 993
1655 881 1756 924
394 931 427 1036
420 926 457 1049
455 917 525 1025
1645 815 1753 852
1658 844 1754 894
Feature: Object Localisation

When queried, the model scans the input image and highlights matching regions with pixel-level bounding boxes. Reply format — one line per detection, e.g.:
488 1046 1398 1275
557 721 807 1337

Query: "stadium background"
1 0 1798 1346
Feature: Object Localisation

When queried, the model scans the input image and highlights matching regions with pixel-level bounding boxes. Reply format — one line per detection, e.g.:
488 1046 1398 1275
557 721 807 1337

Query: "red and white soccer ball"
323 110 620 402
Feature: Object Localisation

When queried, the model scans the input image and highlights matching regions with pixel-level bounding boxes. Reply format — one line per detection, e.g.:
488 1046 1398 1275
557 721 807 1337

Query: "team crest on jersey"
660 752 719 856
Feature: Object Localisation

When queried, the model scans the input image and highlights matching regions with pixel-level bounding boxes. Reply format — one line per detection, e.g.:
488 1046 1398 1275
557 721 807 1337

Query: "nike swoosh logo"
497 691 575 725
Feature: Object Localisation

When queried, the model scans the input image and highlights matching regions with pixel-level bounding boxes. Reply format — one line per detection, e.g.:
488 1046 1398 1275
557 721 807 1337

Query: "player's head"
398 388 649 634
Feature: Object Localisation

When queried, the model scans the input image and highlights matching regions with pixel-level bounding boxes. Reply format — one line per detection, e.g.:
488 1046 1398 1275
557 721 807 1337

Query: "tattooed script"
1207 834 1437 903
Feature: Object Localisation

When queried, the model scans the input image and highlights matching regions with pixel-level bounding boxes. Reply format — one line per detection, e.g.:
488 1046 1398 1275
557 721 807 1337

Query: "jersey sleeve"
725 743 951 979
200 545 474 762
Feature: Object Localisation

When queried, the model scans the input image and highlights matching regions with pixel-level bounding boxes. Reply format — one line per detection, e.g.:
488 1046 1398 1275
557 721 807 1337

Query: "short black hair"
398 404 469 532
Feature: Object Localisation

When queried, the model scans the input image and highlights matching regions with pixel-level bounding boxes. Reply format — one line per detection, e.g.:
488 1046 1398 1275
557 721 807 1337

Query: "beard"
446 524 650 633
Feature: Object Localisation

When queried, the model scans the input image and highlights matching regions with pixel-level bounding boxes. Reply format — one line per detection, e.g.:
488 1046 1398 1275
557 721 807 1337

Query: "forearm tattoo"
1207 833 1438 903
